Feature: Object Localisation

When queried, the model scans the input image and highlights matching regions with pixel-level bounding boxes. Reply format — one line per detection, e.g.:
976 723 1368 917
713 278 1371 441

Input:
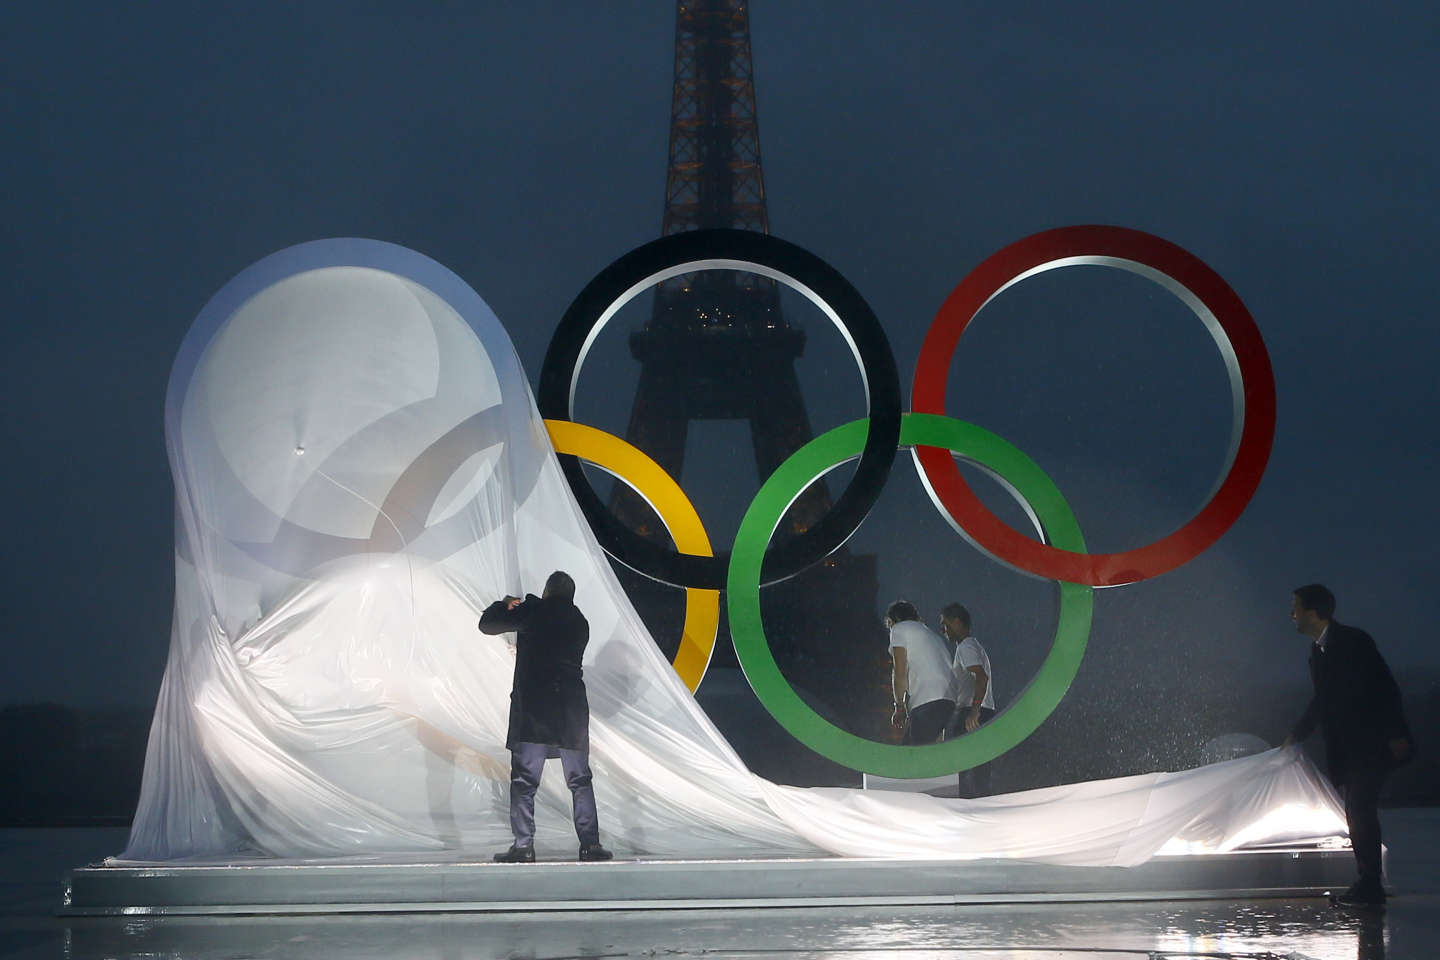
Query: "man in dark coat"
1284 583 1411 907
478 570 612 862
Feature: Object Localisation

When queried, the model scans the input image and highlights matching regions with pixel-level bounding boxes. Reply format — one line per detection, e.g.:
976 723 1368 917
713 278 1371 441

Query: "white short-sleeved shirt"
888 620 958 708
952 635 994 710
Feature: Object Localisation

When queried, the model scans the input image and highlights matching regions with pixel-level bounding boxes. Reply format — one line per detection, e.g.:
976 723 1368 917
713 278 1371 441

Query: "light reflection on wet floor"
4 812 1438 959
7 895 1426 960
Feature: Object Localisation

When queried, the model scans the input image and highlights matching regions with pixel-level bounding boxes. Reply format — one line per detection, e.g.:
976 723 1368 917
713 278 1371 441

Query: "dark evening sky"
3 1 1437 734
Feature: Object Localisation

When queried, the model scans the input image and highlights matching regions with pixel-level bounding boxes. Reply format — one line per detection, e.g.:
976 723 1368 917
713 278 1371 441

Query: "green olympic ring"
727 412 1094 779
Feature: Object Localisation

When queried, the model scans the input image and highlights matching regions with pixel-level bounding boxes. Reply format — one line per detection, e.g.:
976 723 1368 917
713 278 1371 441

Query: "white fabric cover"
123 239 1346 866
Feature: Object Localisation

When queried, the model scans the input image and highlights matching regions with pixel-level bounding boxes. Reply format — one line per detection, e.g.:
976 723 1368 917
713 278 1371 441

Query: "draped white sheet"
122 239 1345 866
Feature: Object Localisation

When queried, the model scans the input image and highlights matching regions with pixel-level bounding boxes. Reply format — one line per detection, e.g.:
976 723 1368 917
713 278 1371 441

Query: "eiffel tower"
610 0 887 774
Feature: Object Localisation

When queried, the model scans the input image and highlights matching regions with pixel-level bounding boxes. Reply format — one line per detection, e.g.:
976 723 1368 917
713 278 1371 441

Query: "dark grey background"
3 2 1436 800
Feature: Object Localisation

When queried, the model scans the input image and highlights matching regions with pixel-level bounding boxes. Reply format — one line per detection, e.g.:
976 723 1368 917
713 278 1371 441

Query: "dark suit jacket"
479 594 590 752
1290 620 1411 786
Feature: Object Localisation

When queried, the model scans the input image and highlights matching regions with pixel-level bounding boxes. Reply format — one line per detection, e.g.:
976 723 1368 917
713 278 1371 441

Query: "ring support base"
62 844 1361 916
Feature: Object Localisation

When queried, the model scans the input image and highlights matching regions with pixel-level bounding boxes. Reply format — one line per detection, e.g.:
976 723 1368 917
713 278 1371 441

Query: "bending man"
884 600 958 745
479 570 613 863
1284 583 1410 908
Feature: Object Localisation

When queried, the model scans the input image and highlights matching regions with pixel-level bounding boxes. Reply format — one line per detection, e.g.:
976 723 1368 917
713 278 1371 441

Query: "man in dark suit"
479 570 613 863
1284 583 1411 907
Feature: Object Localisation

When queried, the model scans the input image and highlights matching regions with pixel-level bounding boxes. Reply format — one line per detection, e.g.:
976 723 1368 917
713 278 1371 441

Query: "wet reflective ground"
4 810 1437 959
26 898 1438 960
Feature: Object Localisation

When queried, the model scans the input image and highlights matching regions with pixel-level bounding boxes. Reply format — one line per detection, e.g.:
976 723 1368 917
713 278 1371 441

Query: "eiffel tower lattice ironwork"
609 0 885 769
614 0 829 543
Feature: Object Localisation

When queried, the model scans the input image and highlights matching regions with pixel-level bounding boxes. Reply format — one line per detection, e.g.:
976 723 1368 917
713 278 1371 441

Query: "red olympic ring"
910 225 1276 587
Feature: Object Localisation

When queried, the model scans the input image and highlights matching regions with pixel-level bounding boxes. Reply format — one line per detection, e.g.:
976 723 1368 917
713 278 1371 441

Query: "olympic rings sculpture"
539 226 1275 776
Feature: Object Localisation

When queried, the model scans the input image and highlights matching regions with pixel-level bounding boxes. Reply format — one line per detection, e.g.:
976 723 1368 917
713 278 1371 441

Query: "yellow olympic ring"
544 420 719 692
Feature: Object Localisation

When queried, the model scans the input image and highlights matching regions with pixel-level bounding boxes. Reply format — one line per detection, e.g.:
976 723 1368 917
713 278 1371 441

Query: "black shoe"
1332 882 1385 909
578 843 613 862
493 844 535 863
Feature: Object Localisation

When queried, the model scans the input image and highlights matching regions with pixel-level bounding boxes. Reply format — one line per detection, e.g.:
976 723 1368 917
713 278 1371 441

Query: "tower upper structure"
642 0 793 341
622 0 825 541
605 3 884 759
659 0 770 237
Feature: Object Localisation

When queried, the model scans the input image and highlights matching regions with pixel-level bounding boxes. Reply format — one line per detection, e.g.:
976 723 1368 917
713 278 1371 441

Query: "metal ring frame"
911 225 1276 587
538 229 901 590
539 226 1274 774
727 413 1093 778
544 420 719 693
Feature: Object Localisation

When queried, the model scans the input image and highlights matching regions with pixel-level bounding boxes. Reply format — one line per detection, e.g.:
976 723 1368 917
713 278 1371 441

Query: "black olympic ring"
537 229 901 590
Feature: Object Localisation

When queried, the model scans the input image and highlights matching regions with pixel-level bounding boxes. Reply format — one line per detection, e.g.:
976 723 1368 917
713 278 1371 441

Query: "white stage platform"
61 843 1362 916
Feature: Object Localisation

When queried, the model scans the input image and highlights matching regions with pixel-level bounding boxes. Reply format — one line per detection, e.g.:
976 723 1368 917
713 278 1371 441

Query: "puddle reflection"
48 900 1395 960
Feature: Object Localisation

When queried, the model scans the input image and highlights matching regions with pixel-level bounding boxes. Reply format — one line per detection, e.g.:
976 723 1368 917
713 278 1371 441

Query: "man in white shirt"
941 603 996 797
884 600 958 744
